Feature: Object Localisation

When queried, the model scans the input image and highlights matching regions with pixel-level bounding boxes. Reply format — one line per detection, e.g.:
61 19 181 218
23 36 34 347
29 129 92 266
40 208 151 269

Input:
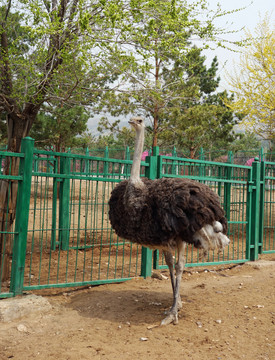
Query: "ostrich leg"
163 250 176 294
163 251 183 312
161 242 186 325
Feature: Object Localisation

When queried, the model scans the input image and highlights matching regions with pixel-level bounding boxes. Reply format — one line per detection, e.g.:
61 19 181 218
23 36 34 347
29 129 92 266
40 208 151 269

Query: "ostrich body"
109 117 230 325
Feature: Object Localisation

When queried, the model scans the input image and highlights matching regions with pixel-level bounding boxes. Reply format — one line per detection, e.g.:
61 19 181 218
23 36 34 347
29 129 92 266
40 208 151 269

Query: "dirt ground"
0 257 275 360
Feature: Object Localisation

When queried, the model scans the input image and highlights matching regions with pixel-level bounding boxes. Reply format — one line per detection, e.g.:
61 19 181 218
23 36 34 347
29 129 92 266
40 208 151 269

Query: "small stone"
147 324 159 330
151 272 164 280
17 324 28 332
196 321 203 328
140 337 148 341
215 319 222 324
256 305 264 308
149 302 162 306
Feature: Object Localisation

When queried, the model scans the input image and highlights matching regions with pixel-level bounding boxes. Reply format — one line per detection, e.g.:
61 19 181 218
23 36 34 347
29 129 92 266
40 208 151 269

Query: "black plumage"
109 177 227 250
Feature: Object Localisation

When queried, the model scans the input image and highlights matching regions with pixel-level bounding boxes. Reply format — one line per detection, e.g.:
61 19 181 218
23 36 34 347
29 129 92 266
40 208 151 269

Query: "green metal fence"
0 138 274 298
262 161 275 253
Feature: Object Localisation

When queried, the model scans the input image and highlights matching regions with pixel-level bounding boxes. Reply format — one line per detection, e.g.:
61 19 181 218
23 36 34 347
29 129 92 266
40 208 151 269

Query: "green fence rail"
0 139 274 298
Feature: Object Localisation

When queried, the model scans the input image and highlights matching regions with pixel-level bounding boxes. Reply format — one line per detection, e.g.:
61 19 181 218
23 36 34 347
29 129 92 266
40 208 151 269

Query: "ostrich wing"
151 178 227 242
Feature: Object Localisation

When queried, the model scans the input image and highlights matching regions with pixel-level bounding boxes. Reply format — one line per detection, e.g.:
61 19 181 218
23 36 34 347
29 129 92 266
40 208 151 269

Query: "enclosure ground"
0 256 274 360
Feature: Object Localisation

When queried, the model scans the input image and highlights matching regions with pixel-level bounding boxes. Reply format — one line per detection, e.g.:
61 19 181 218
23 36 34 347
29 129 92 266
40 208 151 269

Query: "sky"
203 0 275 90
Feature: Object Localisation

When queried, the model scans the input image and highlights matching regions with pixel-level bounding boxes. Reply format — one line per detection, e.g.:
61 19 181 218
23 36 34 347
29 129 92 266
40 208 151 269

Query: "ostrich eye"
137 119 142 123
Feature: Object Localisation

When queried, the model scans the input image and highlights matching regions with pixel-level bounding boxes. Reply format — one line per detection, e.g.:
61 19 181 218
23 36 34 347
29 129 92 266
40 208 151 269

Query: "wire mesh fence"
0 140 274 298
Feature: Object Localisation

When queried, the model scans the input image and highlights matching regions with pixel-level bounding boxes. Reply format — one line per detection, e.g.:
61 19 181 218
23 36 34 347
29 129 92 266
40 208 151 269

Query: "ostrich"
109 117 230 325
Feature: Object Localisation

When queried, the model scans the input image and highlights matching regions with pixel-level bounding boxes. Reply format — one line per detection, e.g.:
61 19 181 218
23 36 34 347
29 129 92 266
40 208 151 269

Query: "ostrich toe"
161 311 178 325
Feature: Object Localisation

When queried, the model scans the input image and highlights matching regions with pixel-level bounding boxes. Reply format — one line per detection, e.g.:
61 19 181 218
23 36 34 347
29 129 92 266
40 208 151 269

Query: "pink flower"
141 150 149 161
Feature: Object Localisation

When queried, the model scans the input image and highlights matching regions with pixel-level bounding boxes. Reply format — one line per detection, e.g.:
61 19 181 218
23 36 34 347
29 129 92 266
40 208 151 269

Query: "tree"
30 105 89 151
98 0 244 148
228 132 261 153
0 0 128 280
158 48 239 158
227 16 275 150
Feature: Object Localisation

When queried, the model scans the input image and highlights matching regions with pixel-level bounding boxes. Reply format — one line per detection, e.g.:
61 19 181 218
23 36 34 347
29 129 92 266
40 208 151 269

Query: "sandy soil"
0 257 275 360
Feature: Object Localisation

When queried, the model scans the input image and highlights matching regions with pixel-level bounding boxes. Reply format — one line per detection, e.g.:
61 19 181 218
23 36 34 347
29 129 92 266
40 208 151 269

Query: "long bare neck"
130 126 144 184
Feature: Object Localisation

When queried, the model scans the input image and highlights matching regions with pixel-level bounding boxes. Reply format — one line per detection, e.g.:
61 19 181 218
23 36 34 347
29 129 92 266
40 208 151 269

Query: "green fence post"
10 137 34 295
258 160 265 254
125 146 130 160
199 147 204 160
59 154 71 251
140 147 159 278
104 146 109 177
171 146 177 175
224 151 233 220
246 157 261 261
145 146 159 180
199 148 206 180
259 147 264 161
85 147 89 174
124 146 130 177
51 157 58 250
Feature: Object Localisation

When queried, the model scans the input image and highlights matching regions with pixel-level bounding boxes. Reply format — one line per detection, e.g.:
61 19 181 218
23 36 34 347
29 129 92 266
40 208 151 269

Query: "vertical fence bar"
224 151 233 220
10 137 34 295
51 158 58 250
104 146 109 177
85 147 89 173
59 154 71 251
258 161 265 254
124 146 130 177
140 146 159 278
172 146 177 176
246 158 261 261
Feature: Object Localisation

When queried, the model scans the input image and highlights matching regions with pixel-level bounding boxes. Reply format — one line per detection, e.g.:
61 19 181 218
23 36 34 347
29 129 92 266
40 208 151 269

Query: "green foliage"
1 0 246 152
30 105 89 151
228 132 261 153
96 0 245 149
227 16 275 148
0 0 132 149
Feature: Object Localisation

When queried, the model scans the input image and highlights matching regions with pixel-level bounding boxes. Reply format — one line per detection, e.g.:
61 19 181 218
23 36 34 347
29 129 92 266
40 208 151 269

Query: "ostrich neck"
130 126 144 185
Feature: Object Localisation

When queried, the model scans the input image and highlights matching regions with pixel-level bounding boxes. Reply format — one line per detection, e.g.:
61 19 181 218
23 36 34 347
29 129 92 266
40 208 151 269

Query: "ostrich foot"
161 311 178 326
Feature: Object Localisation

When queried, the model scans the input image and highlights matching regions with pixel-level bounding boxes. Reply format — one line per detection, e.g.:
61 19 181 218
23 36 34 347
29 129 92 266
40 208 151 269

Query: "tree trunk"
152 54 160 149
153 110 158 148
0 114 31 281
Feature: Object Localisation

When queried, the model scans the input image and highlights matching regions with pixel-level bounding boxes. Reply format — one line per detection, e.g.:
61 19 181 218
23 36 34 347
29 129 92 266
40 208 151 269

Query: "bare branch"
4 0 12 22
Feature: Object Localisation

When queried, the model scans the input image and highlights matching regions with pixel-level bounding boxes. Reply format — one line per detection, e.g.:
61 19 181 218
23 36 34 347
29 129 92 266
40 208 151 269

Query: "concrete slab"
0 294 52 323
246 260 275 269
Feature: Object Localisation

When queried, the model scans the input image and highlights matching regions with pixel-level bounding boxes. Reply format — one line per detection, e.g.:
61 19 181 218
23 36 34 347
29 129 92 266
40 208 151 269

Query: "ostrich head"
129 117 145 130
